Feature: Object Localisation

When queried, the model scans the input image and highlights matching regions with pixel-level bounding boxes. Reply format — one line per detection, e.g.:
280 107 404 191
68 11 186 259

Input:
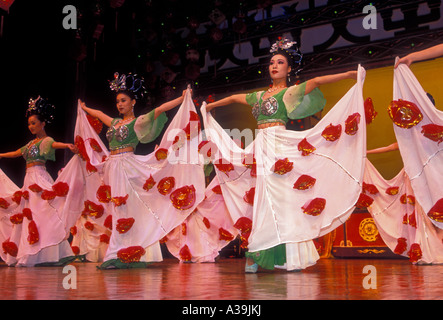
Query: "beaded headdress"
109 72 145 100
26 96 55 124
270 37 303 75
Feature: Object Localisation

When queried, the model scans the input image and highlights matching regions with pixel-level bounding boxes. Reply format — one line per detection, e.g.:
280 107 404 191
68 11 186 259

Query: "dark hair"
26 97 55 124
270 38 303 76
116 90 137 101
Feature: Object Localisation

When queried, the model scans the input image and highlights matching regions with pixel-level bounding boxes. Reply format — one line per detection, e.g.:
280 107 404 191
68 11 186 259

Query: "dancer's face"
269 54 291 81
116 93 135 117
27 115 45 136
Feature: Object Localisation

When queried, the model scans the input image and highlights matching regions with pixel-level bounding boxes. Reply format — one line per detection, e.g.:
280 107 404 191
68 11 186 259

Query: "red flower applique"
421 124 443 144
157 177 176 195
100 234 110 244
143 175 156 192
243 187 255 206
364 97 377 125
214 159 234 176
356 193 374 208
41 190 56 201
179 245 192 262
321 123 342 142
10 213 24 224
293 175 316 190
82 200 105 219
428 198 443 223
2 240 18 257
28 221 40 245
362 182 379 195
0 198 10 209
96 185 112 203
219 228 235 241
302 198 326 216
117 246 146 263
388 99 423 129
111 194 129 207
29 184 43 193
52 182 69 197
116 218 135 234
408 243 422 263
155 148 168 161
22 208 32 220
86 114 103 134
394 237 407 255
345 113 361 136
385 187 399 196
89 139 103 153
202 217 211 229
298 138 316 156
170 185 196 210
104 215 113 230
272 158 293 175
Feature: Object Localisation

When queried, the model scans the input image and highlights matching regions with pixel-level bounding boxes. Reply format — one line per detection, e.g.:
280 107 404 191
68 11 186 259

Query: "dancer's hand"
395 56 413 69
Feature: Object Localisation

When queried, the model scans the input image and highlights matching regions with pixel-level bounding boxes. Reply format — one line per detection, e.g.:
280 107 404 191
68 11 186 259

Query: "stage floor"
0 258 442 300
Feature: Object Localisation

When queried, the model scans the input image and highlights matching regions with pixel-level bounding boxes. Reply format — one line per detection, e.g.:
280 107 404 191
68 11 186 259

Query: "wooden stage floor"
0 257 442 301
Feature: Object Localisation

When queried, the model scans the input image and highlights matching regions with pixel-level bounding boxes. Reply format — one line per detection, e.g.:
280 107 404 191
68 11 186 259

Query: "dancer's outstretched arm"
154 90 188 119
305 70 358 94
79 99 113 127
395 44 443 68
367 142 399 154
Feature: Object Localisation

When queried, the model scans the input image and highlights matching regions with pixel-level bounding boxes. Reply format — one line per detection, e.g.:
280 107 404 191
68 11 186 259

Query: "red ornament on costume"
71 246 80 255
12 191 22 205
96 185 112 203
82 200 105 219
272 158 293 175
10 213 24 224
155 148 168 161
243 187 255 205
219 228 235 241
86 114 103 134
293 175 316 190
388 99 423 129
302 198 326 216
111 194 129 207
117 246 146 263
408 243 422 263
22 208 32 220
364 97 377 124
394 237 407 255
0 198 10 209
89 139 103 153
214 159 234 176
321 123 342 142
298 138 316 156
84 221 94 231
363 182 379 195
421 123 443 144
116 218 135 234
386 187 400 196
29 184 43 193
183 111 201 140
202 217 211 229
2 240 18 257
157 177 176 195
27 221 40 245
170 185 196 210
428 198 443 223
345 113 361 135
100 234 110 244
211 185 222 194
356 193 374 208
41 190 56 200
179 245 192 261
400 194 415 205
104 215 113 230
143 175 156 191
52 182 69 197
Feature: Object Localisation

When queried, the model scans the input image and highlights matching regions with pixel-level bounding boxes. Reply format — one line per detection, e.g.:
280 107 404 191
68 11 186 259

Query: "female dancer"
78 73 205 268
202 38 363 272
0 96 77 266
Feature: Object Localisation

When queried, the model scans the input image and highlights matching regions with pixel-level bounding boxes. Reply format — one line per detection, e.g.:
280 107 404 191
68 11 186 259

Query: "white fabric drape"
199 65 367 259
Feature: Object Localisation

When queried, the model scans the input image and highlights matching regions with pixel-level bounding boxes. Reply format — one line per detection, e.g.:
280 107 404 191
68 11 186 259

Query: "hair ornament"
109 72 145 100
270 37 303 74
26 96 55 124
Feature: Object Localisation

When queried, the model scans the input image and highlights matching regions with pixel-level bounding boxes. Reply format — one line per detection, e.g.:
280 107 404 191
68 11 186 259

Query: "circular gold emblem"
359 218 379 242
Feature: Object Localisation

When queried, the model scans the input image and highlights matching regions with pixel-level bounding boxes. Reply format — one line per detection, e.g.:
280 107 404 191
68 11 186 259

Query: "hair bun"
26 96 55 123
